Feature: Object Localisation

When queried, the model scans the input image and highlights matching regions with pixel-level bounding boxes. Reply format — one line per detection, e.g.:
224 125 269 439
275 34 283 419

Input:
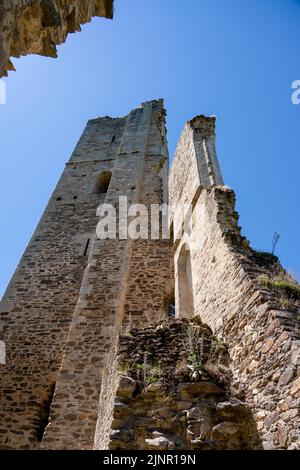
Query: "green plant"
278 295 294 310
122 331 133 338
260 275 300 300
118 362 129 374
184 324 202 357
156 319 169 331
183 324 208 381
187 354 205 381
135 360 163 386
147 362 163 384
146 375 157 385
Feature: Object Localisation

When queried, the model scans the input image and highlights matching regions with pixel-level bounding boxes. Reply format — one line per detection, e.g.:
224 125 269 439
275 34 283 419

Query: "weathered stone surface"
277 421 288 448
261 339 275 354
0 100 173 450
169 119 300 449
118 376 136 399
0 100 299 450
145 382 165 394
278 367 295 387
291 377 300 396
264 412 279 429
212 422 239 437
145 436 175 450
0 0 113 77
106 319 261 450
216 401 252 420
178 382 225 398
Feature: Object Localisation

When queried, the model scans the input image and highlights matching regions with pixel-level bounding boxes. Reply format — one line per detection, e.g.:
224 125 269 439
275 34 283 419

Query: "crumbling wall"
0 112 125 449
40 100 174 450
0 0 113 77
104 319 261 450
2 102 298 451
169 120 300 449
93 104 174 450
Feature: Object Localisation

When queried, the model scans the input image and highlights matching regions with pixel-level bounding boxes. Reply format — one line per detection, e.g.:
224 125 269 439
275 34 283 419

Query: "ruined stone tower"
1 100 300 450
0 100 173 449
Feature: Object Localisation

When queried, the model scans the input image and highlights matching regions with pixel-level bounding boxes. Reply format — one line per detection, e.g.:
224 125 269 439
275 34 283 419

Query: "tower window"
94 171 112 194
83 238 90 256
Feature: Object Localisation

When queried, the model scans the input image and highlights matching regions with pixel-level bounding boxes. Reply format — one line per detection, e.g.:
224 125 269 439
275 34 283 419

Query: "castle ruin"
0 100 299 450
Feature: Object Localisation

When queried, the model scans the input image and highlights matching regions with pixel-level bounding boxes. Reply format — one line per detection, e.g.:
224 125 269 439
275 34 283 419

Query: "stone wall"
169 115 223 214
0 0 113 77
1 103 299 450
0 100 173 449
169 119 300 450
40 100 174 449
106 319 261 450
0 109 124 449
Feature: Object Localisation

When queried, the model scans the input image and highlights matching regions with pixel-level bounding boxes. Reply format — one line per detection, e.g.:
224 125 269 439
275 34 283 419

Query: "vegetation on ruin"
253 250 279 266
118 318 231 392
259 270 300 311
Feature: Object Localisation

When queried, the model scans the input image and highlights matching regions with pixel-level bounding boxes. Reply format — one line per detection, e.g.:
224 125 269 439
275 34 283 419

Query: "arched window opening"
169 221 174 243
94 171 112 194
177 244 194 319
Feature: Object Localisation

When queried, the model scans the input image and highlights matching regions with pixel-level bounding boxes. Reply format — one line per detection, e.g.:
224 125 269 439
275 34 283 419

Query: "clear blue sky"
0 0 300 297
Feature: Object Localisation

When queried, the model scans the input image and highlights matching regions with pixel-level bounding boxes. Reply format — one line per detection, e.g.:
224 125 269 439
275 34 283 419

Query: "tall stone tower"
1 101 299 451
0 100 173 449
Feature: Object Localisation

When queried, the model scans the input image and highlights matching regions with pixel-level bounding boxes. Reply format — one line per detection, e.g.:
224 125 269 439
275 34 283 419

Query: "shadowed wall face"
41 100 174 450
0 100 174 449
169 118 300 451
0 112 125 449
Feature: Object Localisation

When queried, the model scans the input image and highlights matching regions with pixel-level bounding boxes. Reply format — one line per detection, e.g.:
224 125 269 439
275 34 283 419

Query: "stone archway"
177 243 194 319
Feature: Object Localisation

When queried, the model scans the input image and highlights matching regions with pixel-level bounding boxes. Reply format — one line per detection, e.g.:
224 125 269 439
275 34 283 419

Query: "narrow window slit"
83 238 90 256
94 171 112 194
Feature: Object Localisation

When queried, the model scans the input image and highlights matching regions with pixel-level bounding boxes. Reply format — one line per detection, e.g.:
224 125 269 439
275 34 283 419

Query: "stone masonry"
0 0 113 77
169 116 300 450
0 101 299 450
0 100 173 449
104 319 261 450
